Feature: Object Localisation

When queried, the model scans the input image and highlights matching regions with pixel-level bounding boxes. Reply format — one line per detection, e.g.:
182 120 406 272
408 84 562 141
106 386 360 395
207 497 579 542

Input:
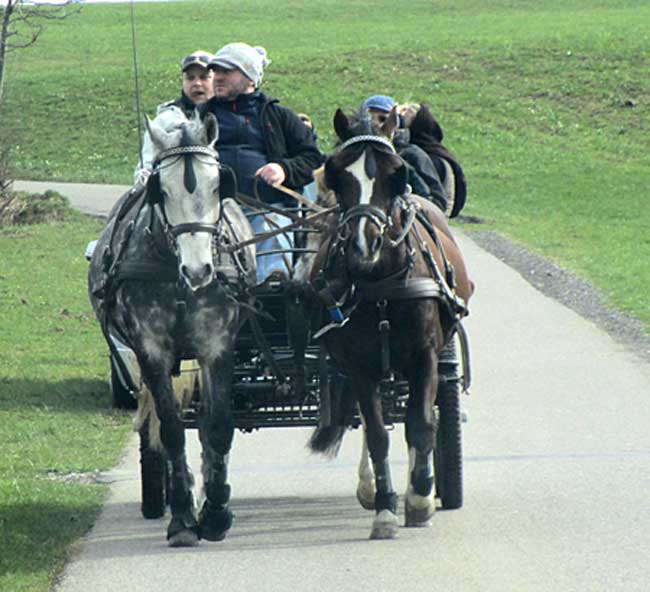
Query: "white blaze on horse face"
345 151 375 257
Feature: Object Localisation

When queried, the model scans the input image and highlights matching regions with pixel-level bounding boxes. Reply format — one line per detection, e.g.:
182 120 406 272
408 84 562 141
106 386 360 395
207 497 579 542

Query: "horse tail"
309 373 357 457
133 387 163 451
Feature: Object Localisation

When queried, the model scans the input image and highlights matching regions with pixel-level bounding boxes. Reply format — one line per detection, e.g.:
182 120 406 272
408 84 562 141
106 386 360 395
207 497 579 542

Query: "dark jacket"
393 127 448 213
408 104 467 218
205 92 323 203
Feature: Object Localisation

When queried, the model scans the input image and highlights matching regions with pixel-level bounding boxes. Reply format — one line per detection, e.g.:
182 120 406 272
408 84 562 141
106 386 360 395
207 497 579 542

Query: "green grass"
0 1 648 587
0 214 132 591
3 0 647 330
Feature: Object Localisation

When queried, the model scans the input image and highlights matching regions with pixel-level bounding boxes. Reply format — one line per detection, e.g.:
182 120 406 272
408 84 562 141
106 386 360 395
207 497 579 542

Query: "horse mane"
313 166 336 208
151 110 214 153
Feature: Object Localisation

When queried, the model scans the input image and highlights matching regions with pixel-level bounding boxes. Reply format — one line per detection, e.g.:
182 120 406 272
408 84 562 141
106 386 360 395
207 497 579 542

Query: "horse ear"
204 113 219 147
333 108 351 140
380 106 399 139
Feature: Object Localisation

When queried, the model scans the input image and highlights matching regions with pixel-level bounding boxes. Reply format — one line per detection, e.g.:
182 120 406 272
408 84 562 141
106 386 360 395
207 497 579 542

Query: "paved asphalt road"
20 182 647 592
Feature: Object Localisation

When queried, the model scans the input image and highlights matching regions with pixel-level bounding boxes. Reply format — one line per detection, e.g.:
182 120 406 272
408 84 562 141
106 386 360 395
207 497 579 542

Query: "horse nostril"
180 264 189 280
371 235 383 254
203 263 214 280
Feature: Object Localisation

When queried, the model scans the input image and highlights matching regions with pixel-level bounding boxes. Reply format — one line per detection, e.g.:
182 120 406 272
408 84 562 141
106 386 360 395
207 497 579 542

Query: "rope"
129 0 144 169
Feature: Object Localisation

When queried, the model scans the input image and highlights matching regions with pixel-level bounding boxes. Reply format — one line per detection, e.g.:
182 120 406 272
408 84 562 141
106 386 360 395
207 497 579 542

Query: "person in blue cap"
362 94 450 214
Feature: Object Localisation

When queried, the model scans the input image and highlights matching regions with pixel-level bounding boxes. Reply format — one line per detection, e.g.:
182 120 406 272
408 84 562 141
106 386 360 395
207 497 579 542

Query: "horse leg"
404 347 438 527
356 419 376 510
197 352 235 542
286 292 309 402
357 383 399 540
143 364 198 547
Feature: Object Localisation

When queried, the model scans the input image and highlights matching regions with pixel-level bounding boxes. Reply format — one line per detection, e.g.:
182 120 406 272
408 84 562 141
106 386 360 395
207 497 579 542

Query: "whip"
129 0 144 169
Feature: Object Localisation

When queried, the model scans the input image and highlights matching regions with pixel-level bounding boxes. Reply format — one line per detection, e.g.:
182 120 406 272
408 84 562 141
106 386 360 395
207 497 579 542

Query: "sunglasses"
181 54 211 69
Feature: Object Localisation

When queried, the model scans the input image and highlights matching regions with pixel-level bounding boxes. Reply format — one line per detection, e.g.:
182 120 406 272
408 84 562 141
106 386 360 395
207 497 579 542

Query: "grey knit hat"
210 43 271 87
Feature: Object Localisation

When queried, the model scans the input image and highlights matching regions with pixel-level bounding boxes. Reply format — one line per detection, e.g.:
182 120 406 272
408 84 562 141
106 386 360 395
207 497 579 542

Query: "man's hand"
255 163 286 186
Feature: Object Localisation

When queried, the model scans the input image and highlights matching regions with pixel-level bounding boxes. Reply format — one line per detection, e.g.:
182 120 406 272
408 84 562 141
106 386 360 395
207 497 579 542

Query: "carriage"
88 108 473 545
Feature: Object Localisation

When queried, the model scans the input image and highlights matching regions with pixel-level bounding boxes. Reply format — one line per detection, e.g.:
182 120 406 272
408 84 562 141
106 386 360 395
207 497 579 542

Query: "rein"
219 205 338 254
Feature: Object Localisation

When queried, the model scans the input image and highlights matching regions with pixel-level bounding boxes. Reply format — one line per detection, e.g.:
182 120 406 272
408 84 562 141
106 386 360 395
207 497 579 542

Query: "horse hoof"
370 509 399 540
405 498 435 527
167 513 199 547
356 486 375 511
168 529 199 547
198 502 233 542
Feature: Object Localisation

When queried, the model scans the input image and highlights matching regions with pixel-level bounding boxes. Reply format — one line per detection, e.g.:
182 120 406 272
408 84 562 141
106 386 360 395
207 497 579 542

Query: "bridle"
148 144 224 245
332 134 417 248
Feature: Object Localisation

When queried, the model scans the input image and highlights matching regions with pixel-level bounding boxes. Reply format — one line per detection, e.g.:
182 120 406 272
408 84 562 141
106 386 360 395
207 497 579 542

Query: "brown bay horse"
307 108 474 539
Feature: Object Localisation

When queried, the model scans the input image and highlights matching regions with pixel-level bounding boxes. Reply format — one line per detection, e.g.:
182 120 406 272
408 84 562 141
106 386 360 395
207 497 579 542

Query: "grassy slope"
0 216 132 591
0 2 648 587
4 0 648 327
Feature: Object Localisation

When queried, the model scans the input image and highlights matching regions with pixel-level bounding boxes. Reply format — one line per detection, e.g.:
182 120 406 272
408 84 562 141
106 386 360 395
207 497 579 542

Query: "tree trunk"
0 1 18 104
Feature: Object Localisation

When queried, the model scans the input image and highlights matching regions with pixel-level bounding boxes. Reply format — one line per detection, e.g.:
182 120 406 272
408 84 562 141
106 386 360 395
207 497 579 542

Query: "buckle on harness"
313 308 349 340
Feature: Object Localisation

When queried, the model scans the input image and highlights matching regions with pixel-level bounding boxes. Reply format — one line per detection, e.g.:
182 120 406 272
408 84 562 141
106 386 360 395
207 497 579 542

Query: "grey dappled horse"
88 113 255 546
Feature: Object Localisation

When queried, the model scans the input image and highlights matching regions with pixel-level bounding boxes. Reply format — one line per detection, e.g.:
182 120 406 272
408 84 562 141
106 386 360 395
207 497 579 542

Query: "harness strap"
355 277 442 302
168 222 221 238
377 300 392 379
414 209 456 289
113 260 179 283
102 186 147 276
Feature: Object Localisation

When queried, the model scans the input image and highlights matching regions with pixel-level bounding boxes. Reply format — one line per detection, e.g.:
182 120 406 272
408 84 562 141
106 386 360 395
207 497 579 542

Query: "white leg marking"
370 509 399 540
405 447 435 527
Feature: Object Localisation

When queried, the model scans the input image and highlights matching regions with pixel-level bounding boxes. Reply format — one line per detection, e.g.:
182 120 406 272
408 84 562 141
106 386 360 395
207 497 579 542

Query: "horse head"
324 108 409 276
146 111 222 291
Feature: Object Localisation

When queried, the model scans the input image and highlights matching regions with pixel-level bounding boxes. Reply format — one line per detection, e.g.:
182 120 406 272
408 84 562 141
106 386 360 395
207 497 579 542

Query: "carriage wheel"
434 377 463 510
139 425 169 519
110 356 138 410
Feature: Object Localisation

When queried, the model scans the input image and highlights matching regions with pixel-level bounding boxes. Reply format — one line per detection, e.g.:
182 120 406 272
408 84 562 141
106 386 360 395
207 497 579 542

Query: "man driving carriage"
205 42 324 282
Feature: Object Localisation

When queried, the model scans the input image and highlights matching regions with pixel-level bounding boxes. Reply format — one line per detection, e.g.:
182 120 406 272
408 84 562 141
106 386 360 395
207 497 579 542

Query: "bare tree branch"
0 0 81 126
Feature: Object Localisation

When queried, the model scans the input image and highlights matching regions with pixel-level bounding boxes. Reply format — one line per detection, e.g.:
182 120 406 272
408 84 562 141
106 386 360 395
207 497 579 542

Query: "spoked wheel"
434 335 464 510
109 355 138 410
434 377 463 509
139 424 169 519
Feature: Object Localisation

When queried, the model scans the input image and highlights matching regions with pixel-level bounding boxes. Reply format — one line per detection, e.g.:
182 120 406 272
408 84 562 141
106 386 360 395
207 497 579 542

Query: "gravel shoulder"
464 225 650 364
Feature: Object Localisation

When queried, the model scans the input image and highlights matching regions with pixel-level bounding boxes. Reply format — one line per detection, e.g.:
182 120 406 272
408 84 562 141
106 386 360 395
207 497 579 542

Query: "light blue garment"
247 205 294 283
302 181 317 204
